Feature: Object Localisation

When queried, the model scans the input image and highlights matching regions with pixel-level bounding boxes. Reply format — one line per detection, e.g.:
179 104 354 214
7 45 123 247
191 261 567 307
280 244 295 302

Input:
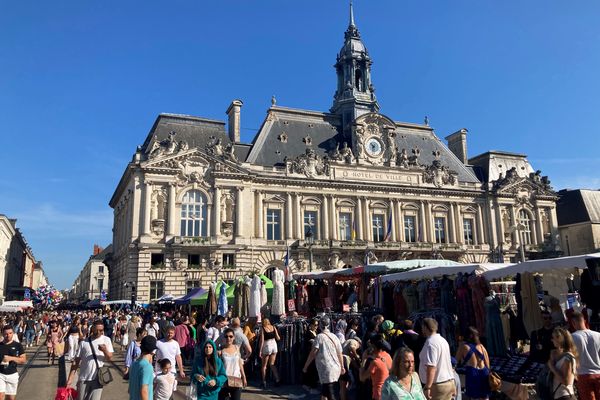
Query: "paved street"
16 344 316 400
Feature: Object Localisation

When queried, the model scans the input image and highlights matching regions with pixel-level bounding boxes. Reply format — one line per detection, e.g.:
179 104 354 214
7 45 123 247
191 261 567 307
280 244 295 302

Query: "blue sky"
2 1 599 290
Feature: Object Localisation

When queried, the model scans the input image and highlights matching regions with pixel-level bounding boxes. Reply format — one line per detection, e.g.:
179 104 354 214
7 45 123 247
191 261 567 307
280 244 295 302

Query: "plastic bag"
55 387 78 400
187 383 197 400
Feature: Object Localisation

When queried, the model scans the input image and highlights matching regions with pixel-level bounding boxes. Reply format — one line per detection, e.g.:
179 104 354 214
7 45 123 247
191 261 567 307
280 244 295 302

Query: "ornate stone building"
107 8 560 302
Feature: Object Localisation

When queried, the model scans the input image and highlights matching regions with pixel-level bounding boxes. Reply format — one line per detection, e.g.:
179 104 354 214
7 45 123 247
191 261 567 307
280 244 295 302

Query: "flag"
351 218 357 240
384 212 393 242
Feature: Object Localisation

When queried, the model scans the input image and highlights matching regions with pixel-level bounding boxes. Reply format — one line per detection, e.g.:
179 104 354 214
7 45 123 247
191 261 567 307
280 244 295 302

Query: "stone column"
419 201 427 242
235 187 243 238
477 204 485 245
330 196 338 240
492 200 501 248
363 198 371 241
449 203 456 243
549 206 559 237
427 201 435 242
389 200 397 242
286 193 293 240
531 211 539 246
213 187 221 239
397 201 404 242
256 191 264 239
141 180 152 239
322 195 329 240
509 205 518 245
455 204 464 244
295 193 302 239
357 197 364 240
166 183 177 239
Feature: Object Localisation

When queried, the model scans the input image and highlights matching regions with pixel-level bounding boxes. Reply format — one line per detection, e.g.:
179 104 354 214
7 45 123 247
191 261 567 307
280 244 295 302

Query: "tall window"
339 212 352 241
372 214 385 242
98 265 104 273
519 210 532 245
186 280 201 294
463 218 474 245
304 211 318 239
150 281 164 300
404 216 416 242
97 278 104 290
187 254 201 268
434 217 446 244
266 209 282 240
180 190 207 237
222 253 235 268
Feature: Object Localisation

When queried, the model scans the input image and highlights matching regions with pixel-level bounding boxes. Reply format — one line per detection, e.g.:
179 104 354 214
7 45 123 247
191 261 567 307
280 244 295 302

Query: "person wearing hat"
128 336 156 400
381 321 403 355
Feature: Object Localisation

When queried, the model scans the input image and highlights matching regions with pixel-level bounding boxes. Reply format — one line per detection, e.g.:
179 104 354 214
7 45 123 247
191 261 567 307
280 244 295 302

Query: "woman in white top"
219 328 246 400
548 327 577 400
145 317 159 338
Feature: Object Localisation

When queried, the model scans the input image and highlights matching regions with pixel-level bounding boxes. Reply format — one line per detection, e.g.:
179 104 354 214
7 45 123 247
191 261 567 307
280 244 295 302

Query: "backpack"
536 353 576 400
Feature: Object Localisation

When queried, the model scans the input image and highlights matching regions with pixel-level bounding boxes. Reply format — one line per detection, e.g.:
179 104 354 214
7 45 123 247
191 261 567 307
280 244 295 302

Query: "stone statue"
397 148 409 168
341 142 354 163
225 142 238 162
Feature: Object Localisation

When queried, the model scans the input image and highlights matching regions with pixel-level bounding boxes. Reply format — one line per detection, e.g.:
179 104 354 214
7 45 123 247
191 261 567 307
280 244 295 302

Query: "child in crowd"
154 358 176 400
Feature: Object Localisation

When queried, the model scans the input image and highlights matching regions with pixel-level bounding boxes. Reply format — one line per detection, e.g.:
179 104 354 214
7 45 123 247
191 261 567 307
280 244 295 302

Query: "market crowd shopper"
4 254 600 400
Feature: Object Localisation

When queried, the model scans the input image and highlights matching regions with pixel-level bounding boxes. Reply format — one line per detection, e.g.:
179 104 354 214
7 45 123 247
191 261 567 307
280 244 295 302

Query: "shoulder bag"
89 337 114 386
223 345 243 388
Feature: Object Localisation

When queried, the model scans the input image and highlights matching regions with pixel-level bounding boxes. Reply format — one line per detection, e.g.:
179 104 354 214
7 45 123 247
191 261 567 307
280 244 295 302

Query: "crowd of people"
0 302 598 400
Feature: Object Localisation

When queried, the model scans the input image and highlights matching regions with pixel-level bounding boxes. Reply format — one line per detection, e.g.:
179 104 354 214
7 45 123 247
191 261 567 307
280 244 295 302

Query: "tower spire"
349 1 355 27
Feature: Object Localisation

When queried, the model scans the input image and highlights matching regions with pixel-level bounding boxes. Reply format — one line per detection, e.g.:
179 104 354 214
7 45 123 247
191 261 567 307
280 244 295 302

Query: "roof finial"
349 1 355 27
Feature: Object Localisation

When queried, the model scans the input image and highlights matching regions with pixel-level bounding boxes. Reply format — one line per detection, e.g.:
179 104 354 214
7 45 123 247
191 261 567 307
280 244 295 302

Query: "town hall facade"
107 8 559 302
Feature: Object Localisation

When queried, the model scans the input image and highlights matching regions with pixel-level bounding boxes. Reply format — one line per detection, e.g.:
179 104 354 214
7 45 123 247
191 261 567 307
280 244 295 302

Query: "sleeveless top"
553 352 576 399
263 329 276 341
221 345 242 378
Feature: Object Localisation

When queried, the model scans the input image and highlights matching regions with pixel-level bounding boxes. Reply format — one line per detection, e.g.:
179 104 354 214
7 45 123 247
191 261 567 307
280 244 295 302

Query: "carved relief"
492 167 554 196
286 148 331 178
148 131 188 159
422 152 457 188
175 158 210 187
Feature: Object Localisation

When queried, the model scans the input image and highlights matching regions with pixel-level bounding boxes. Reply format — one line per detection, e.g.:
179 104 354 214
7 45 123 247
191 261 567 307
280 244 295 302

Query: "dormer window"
303 135 312 145
278 133 288 143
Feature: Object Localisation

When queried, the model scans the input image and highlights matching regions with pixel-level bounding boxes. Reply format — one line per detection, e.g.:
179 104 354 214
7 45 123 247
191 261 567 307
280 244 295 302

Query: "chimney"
93 244 103 255
445 128 468 164
226 99 243 143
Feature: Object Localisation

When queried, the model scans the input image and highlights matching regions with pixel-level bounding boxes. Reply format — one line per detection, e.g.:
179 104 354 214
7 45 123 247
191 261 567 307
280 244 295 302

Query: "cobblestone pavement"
17 343 319 400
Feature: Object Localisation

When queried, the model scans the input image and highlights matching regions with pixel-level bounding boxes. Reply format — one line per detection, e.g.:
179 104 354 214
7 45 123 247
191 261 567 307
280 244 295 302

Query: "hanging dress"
207 282 218 315
484 296 506 357
248 275 262 318
271 268 285 316
217 281 229 316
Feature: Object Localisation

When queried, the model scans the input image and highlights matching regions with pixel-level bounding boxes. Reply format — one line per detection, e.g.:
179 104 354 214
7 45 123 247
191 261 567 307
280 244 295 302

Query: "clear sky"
2 1 599 290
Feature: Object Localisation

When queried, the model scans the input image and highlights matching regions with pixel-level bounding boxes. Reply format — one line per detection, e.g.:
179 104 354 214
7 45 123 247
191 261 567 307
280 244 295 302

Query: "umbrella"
218 281 229 316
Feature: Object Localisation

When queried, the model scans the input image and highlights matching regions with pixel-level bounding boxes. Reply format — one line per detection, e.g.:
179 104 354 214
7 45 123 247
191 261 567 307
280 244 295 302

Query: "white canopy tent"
2 300 33 308
381 263 513 283
293 268 348 280
482 253 600 280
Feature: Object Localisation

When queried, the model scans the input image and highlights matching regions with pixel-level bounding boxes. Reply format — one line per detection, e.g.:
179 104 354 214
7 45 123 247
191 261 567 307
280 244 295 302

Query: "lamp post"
125 282 137 309
306 226 314 272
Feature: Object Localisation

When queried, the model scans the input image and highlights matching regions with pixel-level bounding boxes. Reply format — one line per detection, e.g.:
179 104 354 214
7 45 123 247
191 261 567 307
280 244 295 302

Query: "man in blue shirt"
129 336 157 400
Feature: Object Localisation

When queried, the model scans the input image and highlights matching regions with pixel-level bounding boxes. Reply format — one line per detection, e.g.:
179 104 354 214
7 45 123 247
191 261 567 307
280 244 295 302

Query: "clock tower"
330 2 379 139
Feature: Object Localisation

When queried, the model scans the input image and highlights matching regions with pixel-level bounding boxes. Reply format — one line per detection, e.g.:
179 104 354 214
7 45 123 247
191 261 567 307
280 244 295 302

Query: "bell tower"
331 2 379 138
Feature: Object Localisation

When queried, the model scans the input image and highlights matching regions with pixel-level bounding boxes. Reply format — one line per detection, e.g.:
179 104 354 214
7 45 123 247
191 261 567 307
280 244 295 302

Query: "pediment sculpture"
175 158 210 187
148 131 188 159
286 148 331 178
422 152 457 187
492 167 555 196
206 136 239 163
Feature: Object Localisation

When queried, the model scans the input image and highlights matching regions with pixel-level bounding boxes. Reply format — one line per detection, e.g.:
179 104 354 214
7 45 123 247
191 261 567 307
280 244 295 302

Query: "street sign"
100 290 107 301
24 289 30 300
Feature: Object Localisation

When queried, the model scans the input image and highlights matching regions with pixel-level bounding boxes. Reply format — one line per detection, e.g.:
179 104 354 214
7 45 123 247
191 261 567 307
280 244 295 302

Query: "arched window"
519 210 532 245
355 69 363 91
180 190 207 237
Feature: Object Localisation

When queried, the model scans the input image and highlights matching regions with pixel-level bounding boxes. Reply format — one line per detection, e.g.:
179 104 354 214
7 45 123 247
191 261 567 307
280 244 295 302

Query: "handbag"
489 371 502 392
89 338 114 386
55 341 65 357
54 387 78 400
227 376 243 388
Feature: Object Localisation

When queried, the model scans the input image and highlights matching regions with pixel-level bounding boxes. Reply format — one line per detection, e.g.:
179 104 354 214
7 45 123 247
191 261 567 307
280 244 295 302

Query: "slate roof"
245 106 480 183
557 189 600 226
140 113 229 155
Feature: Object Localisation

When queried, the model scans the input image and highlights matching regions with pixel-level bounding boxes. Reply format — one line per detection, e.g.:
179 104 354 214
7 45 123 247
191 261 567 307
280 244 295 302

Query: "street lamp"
306 226 314 272
124 282 137 308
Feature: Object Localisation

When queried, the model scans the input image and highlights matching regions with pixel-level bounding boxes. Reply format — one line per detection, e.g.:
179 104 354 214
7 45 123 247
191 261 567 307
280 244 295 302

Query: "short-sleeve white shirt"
572 329 600 375
418 333 454 384
313 330 342 384
155 339 181 374
76 335 114 382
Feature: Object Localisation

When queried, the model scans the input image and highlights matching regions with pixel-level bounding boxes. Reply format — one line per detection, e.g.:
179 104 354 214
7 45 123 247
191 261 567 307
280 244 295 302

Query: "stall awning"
381 263 513 282
293 268 348 280
174 288 207 305
362 259 462 275
482 253 600 280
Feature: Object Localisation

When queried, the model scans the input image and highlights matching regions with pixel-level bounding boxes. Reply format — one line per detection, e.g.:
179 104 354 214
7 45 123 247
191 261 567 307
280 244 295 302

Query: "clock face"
365 137 383 157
